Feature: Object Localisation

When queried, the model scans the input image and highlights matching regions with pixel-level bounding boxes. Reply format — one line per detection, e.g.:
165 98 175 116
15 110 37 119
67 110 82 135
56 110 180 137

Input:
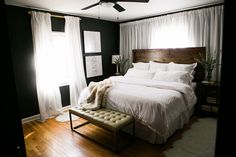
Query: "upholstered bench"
69 107 135 152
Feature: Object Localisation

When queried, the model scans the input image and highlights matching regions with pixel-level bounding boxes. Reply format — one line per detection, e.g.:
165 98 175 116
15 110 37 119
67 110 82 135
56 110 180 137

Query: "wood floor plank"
23 116 199 157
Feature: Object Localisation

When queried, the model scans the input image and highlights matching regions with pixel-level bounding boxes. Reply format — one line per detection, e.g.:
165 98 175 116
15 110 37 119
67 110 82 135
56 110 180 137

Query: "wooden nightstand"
197 81 220 117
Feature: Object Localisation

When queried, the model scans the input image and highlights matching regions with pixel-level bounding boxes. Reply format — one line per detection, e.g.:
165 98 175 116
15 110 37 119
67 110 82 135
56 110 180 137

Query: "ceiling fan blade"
116 0 149 2
81 2 100 10
113 3 125 12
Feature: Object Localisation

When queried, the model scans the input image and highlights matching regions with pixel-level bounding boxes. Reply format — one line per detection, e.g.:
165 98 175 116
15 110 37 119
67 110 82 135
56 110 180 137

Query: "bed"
79 47 206 144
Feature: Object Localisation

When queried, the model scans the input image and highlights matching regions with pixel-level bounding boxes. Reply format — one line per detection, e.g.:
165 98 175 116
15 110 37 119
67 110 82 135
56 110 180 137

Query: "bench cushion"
70 107 134 131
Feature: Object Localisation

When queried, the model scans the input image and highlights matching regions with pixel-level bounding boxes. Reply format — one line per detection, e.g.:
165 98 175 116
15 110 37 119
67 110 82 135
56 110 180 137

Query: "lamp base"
115 64 120 76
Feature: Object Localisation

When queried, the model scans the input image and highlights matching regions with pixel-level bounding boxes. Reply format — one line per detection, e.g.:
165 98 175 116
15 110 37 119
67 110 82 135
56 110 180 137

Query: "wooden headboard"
132 47 206 82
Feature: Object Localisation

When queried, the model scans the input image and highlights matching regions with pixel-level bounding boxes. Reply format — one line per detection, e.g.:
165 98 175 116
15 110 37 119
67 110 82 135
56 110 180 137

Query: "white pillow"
168 62 197 75
132 62 150 70
124 68 155 79
152 70 194 85
149 61 168 71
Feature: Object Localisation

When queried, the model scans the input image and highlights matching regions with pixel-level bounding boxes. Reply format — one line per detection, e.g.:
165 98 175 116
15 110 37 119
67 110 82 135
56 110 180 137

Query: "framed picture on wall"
83 31 101 53
85 55 103 78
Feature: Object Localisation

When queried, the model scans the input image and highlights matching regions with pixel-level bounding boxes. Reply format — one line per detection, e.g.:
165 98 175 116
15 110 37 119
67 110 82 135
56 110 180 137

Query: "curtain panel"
31 12 87 121
31 11 62 121
65 16 87 106
120 5 224 81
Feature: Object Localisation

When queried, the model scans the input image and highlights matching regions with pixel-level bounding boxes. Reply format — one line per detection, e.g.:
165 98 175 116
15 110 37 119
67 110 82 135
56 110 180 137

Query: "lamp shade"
112 55 120 64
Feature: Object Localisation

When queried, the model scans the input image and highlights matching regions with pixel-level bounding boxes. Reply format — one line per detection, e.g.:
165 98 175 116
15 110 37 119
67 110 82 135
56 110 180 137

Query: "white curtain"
31 11 62 121
65 16 87 106
120 5 224 81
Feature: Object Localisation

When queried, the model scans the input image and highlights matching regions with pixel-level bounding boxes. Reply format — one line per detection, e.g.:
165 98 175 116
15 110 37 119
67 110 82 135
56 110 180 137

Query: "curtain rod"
28 11 64 19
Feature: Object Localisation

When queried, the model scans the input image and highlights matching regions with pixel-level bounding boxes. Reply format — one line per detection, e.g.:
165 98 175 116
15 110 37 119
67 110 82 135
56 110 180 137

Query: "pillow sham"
124 68 155 79
132 62 150 70
168 62 197 75
152 70 194 85
149 61 169 71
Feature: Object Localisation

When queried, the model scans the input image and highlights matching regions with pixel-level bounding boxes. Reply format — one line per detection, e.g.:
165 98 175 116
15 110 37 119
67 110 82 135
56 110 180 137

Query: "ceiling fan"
81 0 149 12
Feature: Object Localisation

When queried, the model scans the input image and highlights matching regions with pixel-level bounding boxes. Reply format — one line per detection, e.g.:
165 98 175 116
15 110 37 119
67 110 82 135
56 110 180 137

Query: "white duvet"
78 76 197 137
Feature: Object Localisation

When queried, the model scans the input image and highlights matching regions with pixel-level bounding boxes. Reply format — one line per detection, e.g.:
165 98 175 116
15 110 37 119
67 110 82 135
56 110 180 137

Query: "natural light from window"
151 22 191 48
51 32 69 86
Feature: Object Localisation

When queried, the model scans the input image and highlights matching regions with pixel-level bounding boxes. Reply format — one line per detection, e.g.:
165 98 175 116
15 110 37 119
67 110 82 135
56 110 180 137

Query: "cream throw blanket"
80 78 112 110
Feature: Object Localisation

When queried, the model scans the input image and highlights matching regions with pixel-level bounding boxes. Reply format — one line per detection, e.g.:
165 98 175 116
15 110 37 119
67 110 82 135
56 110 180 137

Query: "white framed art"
85 55 103 78
83 31 101 53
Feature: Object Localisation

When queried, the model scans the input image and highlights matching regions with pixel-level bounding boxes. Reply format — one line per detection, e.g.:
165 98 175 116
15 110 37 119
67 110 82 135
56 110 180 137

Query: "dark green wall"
6 5 119 119
6 6 39 119
80 17 119 84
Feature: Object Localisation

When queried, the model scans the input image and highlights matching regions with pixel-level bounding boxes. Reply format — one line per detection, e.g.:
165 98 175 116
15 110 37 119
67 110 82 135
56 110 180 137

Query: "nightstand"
197 81 220 117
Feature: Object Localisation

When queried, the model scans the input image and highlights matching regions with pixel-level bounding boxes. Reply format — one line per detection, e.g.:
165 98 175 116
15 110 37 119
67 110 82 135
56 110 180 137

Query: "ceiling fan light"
100 2 114 8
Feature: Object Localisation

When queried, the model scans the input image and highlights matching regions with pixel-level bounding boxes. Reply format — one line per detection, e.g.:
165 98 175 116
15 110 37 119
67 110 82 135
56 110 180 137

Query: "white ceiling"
5 0 223 22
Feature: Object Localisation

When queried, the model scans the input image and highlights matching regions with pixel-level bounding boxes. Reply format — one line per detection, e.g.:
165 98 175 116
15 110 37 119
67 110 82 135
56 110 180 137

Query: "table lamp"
112 55 120 75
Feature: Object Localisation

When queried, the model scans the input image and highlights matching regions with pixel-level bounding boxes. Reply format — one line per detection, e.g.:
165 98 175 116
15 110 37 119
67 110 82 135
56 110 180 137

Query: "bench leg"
114 130 117 152
133 121 135 140
113 121 135 152
69 111 73 130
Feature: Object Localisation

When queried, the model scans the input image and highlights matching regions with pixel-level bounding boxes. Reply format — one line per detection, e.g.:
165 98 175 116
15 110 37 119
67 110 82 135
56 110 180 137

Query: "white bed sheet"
78 76 197 143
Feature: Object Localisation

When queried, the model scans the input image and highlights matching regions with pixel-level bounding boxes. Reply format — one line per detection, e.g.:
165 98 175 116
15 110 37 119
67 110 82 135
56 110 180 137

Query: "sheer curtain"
120 5 224 81
65 16 87 106
31 11 62 121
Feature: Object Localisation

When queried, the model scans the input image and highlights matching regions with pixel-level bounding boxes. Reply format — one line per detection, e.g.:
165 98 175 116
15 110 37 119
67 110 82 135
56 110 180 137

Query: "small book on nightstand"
201 81 220 87
201 80 216 84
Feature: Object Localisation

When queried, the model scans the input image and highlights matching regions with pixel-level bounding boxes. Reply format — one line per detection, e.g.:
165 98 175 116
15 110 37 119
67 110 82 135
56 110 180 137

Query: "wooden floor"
23 116 199 157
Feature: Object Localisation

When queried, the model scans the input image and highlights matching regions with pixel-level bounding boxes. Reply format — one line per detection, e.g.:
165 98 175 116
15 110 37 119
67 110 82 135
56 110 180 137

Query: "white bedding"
78 76 197 142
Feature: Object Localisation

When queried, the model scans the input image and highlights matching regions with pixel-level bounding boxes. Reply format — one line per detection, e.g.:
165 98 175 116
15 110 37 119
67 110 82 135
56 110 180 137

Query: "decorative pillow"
152 70 194 85
124 68 155 79
168 62 197 75
149 61 169 71
132 62 150 70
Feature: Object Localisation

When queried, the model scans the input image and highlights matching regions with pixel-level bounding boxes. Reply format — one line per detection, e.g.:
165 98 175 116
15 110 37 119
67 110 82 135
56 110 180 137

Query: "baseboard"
21 114 40 124
21 105 72 124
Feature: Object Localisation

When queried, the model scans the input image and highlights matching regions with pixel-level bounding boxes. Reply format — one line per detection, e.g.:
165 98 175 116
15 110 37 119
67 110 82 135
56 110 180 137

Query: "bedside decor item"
112 55 121 75
195 52 216 82
112 55 129 75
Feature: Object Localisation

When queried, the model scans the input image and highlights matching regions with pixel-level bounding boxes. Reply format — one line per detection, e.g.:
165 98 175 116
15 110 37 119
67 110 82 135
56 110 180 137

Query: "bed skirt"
117 107 195 144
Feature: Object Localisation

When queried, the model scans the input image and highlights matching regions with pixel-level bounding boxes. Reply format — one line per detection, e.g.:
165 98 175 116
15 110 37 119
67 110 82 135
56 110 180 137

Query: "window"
51 32 69 85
